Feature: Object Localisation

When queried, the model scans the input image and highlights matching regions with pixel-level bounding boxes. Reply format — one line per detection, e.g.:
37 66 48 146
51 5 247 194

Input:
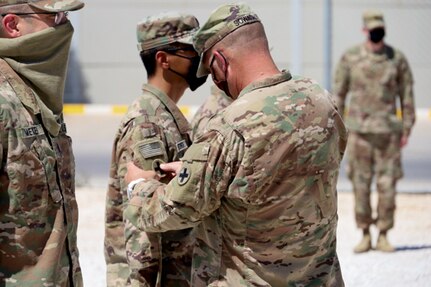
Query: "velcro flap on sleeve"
169 142 210 204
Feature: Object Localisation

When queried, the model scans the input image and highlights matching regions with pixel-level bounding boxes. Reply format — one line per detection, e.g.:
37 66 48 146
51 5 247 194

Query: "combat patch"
177 167 191 186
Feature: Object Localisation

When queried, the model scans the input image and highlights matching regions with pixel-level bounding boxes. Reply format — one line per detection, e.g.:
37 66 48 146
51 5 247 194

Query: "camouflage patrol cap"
137 12 200 53
193 2 260 77
363 10 385 30
0 0 84 12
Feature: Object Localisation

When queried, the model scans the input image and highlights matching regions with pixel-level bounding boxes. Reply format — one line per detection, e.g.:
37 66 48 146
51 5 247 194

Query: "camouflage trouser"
124 219 193 287
347 132 403 231
105 221 131 287
106 263 130 287
125 221 162 287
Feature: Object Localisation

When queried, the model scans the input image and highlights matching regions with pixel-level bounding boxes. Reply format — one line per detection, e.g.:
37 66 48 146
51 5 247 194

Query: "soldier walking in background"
124 3 346 286
0 0 85 285
334 10 416 253
104 12 206 286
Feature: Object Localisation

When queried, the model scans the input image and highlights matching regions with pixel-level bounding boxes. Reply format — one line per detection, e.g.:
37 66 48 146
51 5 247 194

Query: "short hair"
218 22 269 55
139 50 157 78
0 16 4 37
139 42 194 78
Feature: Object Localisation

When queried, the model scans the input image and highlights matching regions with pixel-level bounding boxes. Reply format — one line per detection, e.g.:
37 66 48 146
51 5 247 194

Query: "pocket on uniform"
6 140 52 221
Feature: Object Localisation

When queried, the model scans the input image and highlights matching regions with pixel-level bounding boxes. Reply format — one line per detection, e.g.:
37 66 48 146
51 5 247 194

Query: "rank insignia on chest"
177 167 191 186
137 140 164 159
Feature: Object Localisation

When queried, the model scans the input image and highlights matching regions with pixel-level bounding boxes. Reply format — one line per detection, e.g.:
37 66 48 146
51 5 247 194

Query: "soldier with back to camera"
124 3 347 286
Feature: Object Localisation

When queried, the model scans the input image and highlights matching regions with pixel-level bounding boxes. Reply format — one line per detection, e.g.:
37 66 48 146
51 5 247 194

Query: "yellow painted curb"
112 105 128 115
64 104 85 114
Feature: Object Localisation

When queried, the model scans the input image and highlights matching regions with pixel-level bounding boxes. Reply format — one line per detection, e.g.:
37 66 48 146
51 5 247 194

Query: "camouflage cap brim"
176 34 194 46
29 0 84 12
137 28 198 53
196 56 210 78
365 20 385 30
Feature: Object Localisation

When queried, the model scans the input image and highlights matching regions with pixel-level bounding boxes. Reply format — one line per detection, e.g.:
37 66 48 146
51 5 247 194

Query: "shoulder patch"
141 127 156 138
136 139 164 159
177 167 191 186
176 139 188 153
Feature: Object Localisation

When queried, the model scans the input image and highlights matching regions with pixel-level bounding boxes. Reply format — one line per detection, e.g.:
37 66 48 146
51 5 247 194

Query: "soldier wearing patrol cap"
334 10 415 253
104 12 207 287
0 0 84 285
124 3 346 286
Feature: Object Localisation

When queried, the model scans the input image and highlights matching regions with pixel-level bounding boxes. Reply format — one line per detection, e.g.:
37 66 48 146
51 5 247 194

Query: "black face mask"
168 54 208 91
369 28 385 43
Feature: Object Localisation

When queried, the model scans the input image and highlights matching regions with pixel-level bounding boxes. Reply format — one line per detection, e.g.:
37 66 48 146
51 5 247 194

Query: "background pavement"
76 189 431 286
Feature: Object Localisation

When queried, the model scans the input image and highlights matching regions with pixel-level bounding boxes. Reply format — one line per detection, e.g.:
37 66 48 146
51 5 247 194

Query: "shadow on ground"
395 244 431 252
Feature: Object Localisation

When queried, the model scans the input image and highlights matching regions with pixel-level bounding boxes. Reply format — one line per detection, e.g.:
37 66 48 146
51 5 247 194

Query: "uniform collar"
142 83 190 134
238 70 293 99
0 58 40 114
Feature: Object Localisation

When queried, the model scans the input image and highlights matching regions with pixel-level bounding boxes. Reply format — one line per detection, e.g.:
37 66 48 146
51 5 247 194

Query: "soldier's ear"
155 51 170 69
1 14 21 38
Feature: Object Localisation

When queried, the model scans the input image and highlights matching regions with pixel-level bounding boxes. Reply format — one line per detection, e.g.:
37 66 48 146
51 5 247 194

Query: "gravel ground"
76 188 431 286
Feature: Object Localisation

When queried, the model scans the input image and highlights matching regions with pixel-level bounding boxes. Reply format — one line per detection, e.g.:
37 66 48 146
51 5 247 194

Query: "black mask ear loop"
210 51 233 98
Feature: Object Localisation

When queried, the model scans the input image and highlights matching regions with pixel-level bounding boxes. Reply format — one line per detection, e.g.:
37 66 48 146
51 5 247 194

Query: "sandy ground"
76 188 431 286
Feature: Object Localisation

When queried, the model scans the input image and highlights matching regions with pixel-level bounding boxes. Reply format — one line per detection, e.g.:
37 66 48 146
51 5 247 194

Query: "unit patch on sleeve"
177 167 191 186
176 139 188 154
136 139 164 159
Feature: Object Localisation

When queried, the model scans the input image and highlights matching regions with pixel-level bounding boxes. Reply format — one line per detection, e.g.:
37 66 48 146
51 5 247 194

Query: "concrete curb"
64 104 431 121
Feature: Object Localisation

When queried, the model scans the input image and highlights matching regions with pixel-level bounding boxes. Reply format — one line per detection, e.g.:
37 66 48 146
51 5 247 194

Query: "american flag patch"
176 140 188 153
138 140 164 159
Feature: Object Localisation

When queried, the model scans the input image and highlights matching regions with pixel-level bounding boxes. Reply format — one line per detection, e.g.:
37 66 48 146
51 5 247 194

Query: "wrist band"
127 178 146 199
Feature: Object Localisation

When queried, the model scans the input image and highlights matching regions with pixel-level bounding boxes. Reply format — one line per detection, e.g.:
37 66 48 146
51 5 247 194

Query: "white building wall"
71 0 431 108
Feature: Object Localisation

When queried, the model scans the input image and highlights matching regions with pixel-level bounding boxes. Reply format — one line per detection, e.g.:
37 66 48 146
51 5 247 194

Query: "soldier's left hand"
400 134 409 148
125 161 159 185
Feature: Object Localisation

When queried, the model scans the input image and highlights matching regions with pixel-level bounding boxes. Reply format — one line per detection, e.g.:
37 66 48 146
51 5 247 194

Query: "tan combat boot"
353 233 372 253
376 233 395 252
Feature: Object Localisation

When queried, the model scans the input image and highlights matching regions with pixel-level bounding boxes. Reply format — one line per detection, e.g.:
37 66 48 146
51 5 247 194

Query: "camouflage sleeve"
124 128 243 233
105 117 169 286
333 54 350 117
190 85 233 140
190 103 208 140
0 125 3 170
397 53 416 137
0 136 2 170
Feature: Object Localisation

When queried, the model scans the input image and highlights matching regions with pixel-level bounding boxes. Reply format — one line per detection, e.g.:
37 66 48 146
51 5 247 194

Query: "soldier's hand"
400 134 409 148
125 162 159 185
160 161 182 179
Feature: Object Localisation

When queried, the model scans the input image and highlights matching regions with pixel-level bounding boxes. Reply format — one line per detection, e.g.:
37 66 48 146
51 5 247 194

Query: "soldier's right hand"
160 161 182 179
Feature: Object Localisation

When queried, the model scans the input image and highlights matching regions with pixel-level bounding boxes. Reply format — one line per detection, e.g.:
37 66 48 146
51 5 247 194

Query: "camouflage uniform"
0 1 84 285
334 16 415 232
104 13 199 287
125 4 347 286
190 85 232 141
